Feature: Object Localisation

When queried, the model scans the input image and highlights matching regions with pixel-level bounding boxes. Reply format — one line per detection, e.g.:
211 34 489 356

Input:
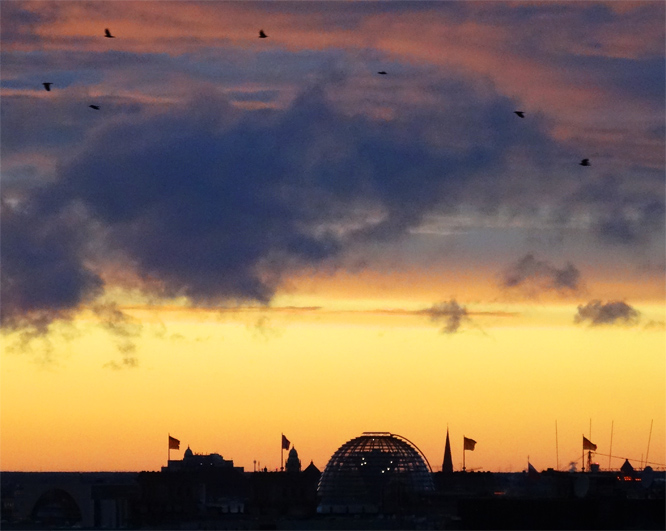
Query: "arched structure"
31 488 82 527
317 432 434 514
5 472 137 528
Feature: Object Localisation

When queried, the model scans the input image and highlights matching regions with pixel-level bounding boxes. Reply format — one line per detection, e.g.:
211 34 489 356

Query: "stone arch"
31 488 82 527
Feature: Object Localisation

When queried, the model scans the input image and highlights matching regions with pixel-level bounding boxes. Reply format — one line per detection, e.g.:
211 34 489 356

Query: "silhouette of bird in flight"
89 105 100 110
43 82 53 91
104 28 115 38
579 158 590 166
378 71 387 75
514 111 525 118
259 29 267 38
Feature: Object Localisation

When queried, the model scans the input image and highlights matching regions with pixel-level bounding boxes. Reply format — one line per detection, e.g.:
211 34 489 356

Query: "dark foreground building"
0 472 140 528
2 437 664 529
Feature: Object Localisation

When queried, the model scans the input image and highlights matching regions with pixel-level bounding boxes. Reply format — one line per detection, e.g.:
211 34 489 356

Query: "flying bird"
377 71 387 75
258 29 267 38
43 82 53 91
514 111 525 118
89 105 100 110
579 158 590 166
104 28 115 38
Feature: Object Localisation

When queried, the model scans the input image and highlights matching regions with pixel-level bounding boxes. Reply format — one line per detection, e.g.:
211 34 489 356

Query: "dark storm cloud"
502 254 581 293
0 81 566 332
422 299 470 334
574 300 640 326
0 200 104 333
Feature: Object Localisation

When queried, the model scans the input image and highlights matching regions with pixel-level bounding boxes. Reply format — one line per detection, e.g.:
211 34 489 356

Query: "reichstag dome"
317 432 434 514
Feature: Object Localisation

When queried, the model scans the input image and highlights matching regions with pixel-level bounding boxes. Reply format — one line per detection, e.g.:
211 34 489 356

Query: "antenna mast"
645 419 653 468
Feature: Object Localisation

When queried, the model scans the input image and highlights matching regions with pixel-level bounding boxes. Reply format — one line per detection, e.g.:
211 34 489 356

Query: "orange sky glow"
1 1 664 476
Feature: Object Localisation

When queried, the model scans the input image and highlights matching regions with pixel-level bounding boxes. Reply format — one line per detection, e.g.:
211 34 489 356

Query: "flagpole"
581 435 584 472
462 436 466 472
281 433 284 472
608 421 614 470
168 433 170 466
555 420 559 471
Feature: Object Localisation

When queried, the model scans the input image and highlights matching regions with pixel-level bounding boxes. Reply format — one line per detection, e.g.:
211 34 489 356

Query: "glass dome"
317 432 434 513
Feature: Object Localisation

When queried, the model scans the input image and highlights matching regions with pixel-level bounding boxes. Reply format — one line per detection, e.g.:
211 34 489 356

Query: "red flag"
464 437 477 451
582 436 597 451
168 435 180 450
281 434 290 450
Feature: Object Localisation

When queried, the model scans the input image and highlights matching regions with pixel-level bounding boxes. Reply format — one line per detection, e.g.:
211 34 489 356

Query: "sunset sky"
1 1 664 474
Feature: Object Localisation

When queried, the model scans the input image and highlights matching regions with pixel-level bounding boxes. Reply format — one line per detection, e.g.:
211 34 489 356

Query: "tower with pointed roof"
442 428 453 473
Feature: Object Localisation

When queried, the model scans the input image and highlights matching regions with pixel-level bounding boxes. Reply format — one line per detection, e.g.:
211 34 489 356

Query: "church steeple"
442 427 453 473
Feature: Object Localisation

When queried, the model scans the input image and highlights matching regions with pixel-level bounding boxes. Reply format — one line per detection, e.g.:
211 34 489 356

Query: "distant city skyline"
1 1 664 474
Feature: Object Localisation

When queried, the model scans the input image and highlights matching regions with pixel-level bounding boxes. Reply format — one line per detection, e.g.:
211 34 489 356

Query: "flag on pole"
464 437 477 451
169 435 180 450
582 436 597 451
281 434 290 450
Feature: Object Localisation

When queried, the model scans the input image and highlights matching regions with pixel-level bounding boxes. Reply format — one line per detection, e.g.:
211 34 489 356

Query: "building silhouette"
162 445 241 472
1 433 664 529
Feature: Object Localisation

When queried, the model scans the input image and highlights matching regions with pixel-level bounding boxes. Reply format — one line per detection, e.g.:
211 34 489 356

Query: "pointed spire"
443 427 454 473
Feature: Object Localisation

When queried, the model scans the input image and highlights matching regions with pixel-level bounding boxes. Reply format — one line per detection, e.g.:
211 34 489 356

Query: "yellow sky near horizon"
2 293 664 474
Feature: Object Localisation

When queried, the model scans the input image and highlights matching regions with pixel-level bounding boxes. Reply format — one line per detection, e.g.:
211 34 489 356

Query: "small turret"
286 447 301 473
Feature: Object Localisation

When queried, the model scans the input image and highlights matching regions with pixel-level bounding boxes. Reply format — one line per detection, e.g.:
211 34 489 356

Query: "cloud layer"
1 1 663 336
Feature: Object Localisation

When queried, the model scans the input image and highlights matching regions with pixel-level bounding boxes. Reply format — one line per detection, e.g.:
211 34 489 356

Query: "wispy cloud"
92 302 142 359
248 315 282 341
643 319 666 331
103 355 139 371
502 254 582 295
